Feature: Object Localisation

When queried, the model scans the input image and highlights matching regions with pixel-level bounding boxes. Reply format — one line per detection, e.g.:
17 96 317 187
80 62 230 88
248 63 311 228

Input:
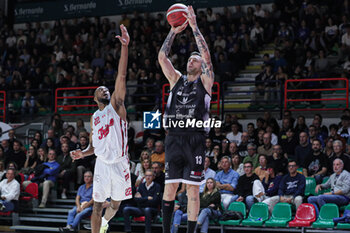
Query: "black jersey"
164 75 211 134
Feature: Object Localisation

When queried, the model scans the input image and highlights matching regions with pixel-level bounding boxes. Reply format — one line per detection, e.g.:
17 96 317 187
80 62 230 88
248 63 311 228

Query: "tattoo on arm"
160 31 176 57
193 27 214 80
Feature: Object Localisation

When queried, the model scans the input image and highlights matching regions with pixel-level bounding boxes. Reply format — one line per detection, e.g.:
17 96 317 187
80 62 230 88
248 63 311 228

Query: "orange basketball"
166 3 188 27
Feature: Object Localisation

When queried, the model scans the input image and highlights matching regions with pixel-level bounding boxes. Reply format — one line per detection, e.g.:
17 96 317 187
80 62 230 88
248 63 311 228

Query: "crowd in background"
0 1 350 119
0 110 349 232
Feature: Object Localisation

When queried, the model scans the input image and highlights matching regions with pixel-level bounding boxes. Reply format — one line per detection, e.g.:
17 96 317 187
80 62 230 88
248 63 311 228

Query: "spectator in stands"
308 125 325 147
226 123 242 145
57 143 73 199
74 136 92 186
59 171 93 233
263 160 305 212
196 178 222 233
231 154 244 176
255 154 269 182
23 149 60 208
303 139 328 184
220 138 230 157
340 24 350 62
295 115 308 135
21 92 37 116
144 138 155 155
242 143 259 169
257 132 273 157
135 150 151 177
338 115 350 139
280 128 298 160
123 169 161 233
232 161 259 210
329 140 350 172
327 124 346 150
238 132 249 157
200 157 216 193
268 144 288 175
150 141 165 166
256 163 282 202
0 168 20 212
295 131 312 166
215 156 240 209
204 138 214 157
5 140 26 170
151 162 165 193
135 158 151 187
308 158 350 217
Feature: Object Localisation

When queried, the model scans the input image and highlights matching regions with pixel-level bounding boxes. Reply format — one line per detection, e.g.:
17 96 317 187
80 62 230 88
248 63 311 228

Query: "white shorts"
93 157 132 202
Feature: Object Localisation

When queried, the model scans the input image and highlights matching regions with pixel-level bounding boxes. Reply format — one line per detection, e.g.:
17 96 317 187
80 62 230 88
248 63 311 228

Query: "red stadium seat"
289 203 316 227
133 216 145 222
20 182 38 201
0 211 12 216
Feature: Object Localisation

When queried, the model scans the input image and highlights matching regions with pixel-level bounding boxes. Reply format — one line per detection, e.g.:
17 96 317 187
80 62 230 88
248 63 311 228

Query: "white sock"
101 217 108 227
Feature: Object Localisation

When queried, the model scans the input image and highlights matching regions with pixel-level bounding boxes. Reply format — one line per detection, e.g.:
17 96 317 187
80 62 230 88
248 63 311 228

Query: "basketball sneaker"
99 223 109 233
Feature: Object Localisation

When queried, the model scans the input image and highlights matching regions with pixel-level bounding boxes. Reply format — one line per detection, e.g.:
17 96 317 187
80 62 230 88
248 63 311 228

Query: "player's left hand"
184 5 197 29
116 24 130 46
70 150 83 160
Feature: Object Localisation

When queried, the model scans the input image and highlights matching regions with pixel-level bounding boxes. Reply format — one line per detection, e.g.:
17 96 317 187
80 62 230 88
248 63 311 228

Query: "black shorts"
164 131 206 185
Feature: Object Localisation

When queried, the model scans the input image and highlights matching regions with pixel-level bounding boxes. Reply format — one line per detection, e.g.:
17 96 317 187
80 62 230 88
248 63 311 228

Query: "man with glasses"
263 160 305 212
232 161 259 209
60 171 94 233
123 169 161 233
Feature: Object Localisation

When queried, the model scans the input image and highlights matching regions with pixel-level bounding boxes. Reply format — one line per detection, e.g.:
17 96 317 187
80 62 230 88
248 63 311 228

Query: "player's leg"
186 184 200 233
100 199 121 229
91 201 104 233
162 182 179 233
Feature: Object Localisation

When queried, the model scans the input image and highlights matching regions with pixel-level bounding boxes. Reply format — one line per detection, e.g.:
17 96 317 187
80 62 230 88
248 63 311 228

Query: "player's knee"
93 203 103 215
110 200 121 211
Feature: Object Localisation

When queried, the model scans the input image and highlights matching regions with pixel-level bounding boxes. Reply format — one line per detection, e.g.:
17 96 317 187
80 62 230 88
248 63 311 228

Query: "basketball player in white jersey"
71 24 131 233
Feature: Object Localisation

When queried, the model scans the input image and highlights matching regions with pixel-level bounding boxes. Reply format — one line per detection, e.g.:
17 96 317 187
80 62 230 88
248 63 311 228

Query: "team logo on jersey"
143 110 161 129
94 117 100 126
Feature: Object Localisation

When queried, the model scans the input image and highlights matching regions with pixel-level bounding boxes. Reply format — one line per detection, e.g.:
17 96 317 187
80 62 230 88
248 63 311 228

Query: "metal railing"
284 78 349 111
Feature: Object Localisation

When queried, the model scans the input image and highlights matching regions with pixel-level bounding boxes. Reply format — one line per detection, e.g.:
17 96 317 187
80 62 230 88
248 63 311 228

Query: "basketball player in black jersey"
158 6 214 233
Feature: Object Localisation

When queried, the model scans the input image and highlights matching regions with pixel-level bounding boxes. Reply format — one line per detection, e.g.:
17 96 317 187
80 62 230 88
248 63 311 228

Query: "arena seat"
312 203 339 228
265 203 292 227
289 203 316 227
241 203 269 226
337 205 350 229
20 182 39 201
304 177 317 196
219 202 246 226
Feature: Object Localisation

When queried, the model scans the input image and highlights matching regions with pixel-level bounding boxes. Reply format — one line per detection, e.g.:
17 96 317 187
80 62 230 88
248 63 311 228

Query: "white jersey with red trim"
92 103 128 164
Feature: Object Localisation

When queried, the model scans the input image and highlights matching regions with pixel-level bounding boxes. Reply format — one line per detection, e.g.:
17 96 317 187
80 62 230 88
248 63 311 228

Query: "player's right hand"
171 20 188 34
70 149 83 161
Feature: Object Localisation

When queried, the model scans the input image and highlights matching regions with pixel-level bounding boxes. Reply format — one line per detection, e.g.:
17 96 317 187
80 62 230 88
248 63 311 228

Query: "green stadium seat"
265 203 292 227
219 202 246 226
263 104 277 110
248 104 261 111
305 177 316 196
241 203 269 226
312 203 339 228
337 205 350 229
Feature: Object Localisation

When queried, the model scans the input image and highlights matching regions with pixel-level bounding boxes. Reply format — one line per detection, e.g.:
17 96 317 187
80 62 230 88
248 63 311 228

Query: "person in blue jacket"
262 160 305 212
22 149 60 208
123 169 161 233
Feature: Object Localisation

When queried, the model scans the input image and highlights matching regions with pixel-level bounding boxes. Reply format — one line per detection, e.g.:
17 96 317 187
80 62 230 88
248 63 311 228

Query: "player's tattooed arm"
158 24 186 85
186 6 214 81
160 30 176 57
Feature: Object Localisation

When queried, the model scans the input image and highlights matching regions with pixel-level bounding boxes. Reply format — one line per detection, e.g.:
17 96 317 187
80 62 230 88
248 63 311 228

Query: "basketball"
166 3 188 27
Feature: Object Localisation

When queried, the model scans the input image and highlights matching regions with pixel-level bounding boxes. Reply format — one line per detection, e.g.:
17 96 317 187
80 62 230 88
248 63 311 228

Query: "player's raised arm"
111 24 129 118
186 6 214 86
158 22 187 88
